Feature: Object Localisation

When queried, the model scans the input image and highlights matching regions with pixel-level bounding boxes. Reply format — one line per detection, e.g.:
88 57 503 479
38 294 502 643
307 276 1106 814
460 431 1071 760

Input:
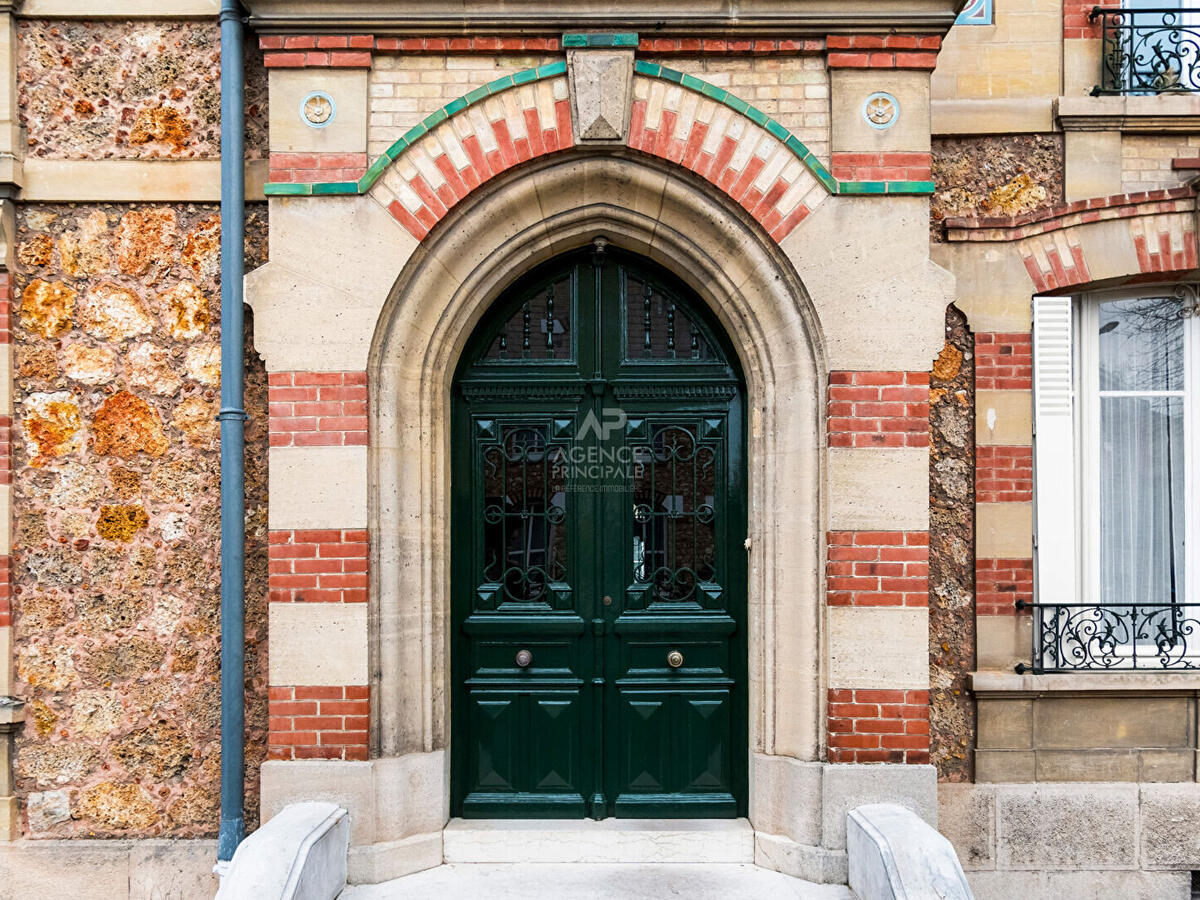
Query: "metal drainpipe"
217 0 247 866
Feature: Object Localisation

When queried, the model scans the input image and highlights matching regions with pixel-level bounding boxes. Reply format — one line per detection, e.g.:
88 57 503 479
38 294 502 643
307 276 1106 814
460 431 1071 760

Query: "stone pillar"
0 697 22 840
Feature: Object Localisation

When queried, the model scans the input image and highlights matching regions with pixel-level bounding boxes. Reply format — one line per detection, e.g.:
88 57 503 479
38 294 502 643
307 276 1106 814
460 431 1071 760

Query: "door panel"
452 249 747 819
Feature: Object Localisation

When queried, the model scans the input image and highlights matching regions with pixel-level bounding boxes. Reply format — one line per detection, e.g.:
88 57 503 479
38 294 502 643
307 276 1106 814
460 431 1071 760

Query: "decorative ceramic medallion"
300 91 336 128
863 92 899 130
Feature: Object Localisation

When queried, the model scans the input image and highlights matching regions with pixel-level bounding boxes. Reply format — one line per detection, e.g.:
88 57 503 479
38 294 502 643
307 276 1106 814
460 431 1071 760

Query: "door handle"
515 649 533 668
667 649 684 669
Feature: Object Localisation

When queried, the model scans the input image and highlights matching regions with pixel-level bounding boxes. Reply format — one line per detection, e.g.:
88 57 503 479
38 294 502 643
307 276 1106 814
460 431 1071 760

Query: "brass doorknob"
515 649 533 668
667 650 684 669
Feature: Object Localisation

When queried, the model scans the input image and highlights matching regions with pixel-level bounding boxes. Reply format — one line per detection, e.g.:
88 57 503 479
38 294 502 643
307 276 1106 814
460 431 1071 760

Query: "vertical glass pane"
1098 295 1184 391
630 424 717 603
1100 396 1186 606
482 425 567 602
484 277 572 361
624 273 714 361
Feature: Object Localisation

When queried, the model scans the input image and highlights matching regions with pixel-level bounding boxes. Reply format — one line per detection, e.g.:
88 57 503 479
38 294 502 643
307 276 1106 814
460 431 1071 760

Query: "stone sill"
1056 94 1200 132
972 670 1200 696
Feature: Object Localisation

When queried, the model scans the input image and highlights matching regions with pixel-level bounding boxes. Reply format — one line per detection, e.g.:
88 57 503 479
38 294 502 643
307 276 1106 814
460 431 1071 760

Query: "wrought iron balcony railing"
1090 6 1200 95
1017 600 1200 673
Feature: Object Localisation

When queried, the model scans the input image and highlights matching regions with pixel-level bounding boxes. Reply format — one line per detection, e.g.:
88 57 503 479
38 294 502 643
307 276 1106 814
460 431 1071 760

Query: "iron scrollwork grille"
1090 6 1200 95
1020 600 1200 672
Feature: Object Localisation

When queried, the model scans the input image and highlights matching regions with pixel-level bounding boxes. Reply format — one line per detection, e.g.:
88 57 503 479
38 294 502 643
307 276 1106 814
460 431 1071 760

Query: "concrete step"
442 818 755 864
339 863 856 900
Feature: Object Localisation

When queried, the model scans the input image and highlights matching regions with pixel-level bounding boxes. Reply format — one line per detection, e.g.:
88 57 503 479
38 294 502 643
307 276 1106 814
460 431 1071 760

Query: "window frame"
1074 285 1199 612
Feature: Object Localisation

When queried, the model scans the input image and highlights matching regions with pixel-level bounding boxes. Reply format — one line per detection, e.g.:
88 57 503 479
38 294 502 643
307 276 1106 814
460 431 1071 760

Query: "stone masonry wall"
1121 134 1200 193
931 135 1063 240
928 305 975 783
18 20 267 159
9 203 268 838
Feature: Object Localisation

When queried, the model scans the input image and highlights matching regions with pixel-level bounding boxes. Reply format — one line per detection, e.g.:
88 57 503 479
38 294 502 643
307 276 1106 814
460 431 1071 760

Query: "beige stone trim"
1064 130 1122 203
1063 38 1102 98
931 99 1055 136
270 69 369 155
17 0 218 16
0 626 10 697
268 602 369 687
830 68 931 154
977 614 1032 672
1057 93 1200 132
0 483 10 557
827 446 930 531
19 159 269 202
931 242 1032 334
784 198 951 371
976 390 1032 447
976 501 1032 559
828 606 930 689
973 670 1200 695
267 446 368 530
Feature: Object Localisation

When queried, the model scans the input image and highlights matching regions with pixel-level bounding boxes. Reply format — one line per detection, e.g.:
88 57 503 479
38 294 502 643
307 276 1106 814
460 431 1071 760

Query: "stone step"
442 818 756 865
339 863 856 900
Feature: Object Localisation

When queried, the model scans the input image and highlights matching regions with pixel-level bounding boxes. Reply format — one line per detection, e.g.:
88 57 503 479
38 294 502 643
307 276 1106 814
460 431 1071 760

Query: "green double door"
451 247 747 819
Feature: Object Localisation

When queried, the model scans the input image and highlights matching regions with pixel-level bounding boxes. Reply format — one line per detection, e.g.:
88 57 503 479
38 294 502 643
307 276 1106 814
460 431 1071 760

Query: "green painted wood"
450 248 748 819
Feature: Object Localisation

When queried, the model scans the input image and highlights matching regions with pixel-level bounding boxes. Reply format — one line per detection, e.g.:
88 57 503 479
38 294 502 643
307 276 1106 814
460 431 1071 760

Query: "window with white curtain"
1031 287 1199 671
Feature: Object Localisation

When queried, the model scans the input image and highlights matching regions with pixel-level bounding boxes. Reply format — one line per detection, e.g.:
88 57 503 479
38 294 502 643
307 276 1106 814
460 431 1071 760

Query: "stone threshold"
973 670 1200 695
442 818 755 864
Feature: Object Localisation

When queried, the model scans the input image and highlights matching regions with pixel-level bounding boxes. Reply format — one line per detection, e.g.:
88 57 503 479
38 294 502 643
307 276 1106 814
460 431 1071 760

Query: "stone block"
977 698 1033 751
820 764 938 851
268 446 368 530
567 49 634 143
1035 750 1139 783
1045 870 1189 900
268 602 369 688
828 606 930 690
976 615 1032 671
975 390 1032 448
1064 130 1122 202
1140 783 1200 869
975 750 1035 783
1033 696 1192 750
995 783 1139 870
831 68 931 152
749 753 822 846
976 502 1032 560
129 839 219 900
937 783 996 871
828 447 930 532
964 870 1047 900
0 840 131 898
347 832 443 885
270 69 368 154
1139 750 1195 783
370 751 448 842
753 832 848 885
25 789 70 834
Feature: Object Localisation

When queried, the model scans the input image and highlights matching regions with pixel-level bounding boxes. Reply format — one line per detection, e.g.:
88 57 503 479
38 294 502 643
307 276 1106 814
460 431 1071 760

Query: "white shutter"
1032 296 1077 605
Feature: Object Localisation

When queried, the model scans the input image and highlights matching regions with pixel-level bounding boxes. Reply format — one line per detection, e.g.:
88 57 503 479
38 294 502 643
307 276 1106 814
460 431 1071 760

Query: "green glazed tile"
423 107 448 128
744 105 769 127
361 156 389 184
657 65 684 84
699 82 727 102
840 181 887 195
263 182 311 196
612 33 639 47
724 95 749 114
679 73 706 93
562 33 587 47
513 67 537 85
537 60 567 77
402 122 428 144
444 96 468 116
764 119 790 142
312 181 359 195
485 74 514 94
464 85 490 105
885 180 936 195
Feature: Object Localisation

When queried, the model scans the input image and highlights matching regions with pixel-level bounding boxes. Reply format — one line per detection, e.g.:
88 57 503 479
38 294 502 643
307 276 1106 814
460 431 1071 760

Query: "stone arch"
367 152 827 788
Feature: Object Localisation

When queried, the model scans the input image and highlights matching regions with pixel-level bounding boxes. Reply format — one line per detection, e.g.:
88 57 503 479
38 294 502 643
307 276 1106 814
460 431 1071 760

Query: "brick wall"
831 152 933 183
267 371 367 447
976 446 1032 504
827 531 929 607
976 558 1034 616
1063 1 1102 39
826 371 930 448
268 529 368 604
974 334 1032 391
827 688 931 764
1122 135 1200 193
268 685 370 761
825 35 941 69
268 152 369 184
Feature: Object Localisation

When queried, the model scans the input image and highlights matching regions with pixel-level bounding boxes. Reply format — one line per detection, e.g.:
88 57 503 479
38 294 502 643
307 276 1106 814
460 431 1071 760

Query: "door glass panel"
481 424 568 603
624 272 715 361
630 423 718 604
484 276 573 361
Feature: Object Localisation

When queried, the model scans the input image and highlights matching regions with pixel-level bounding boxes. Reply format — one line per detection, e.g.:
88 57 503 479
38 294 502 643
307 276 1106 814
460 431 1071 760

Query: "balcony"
1091 7 1200 95
1018 600 1200 672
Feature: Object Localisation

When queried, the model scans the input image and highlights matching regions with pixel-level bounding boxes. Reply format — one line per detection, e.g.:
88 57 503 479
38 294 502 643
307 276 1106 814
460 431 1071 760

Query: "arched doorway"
450 244 748 819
